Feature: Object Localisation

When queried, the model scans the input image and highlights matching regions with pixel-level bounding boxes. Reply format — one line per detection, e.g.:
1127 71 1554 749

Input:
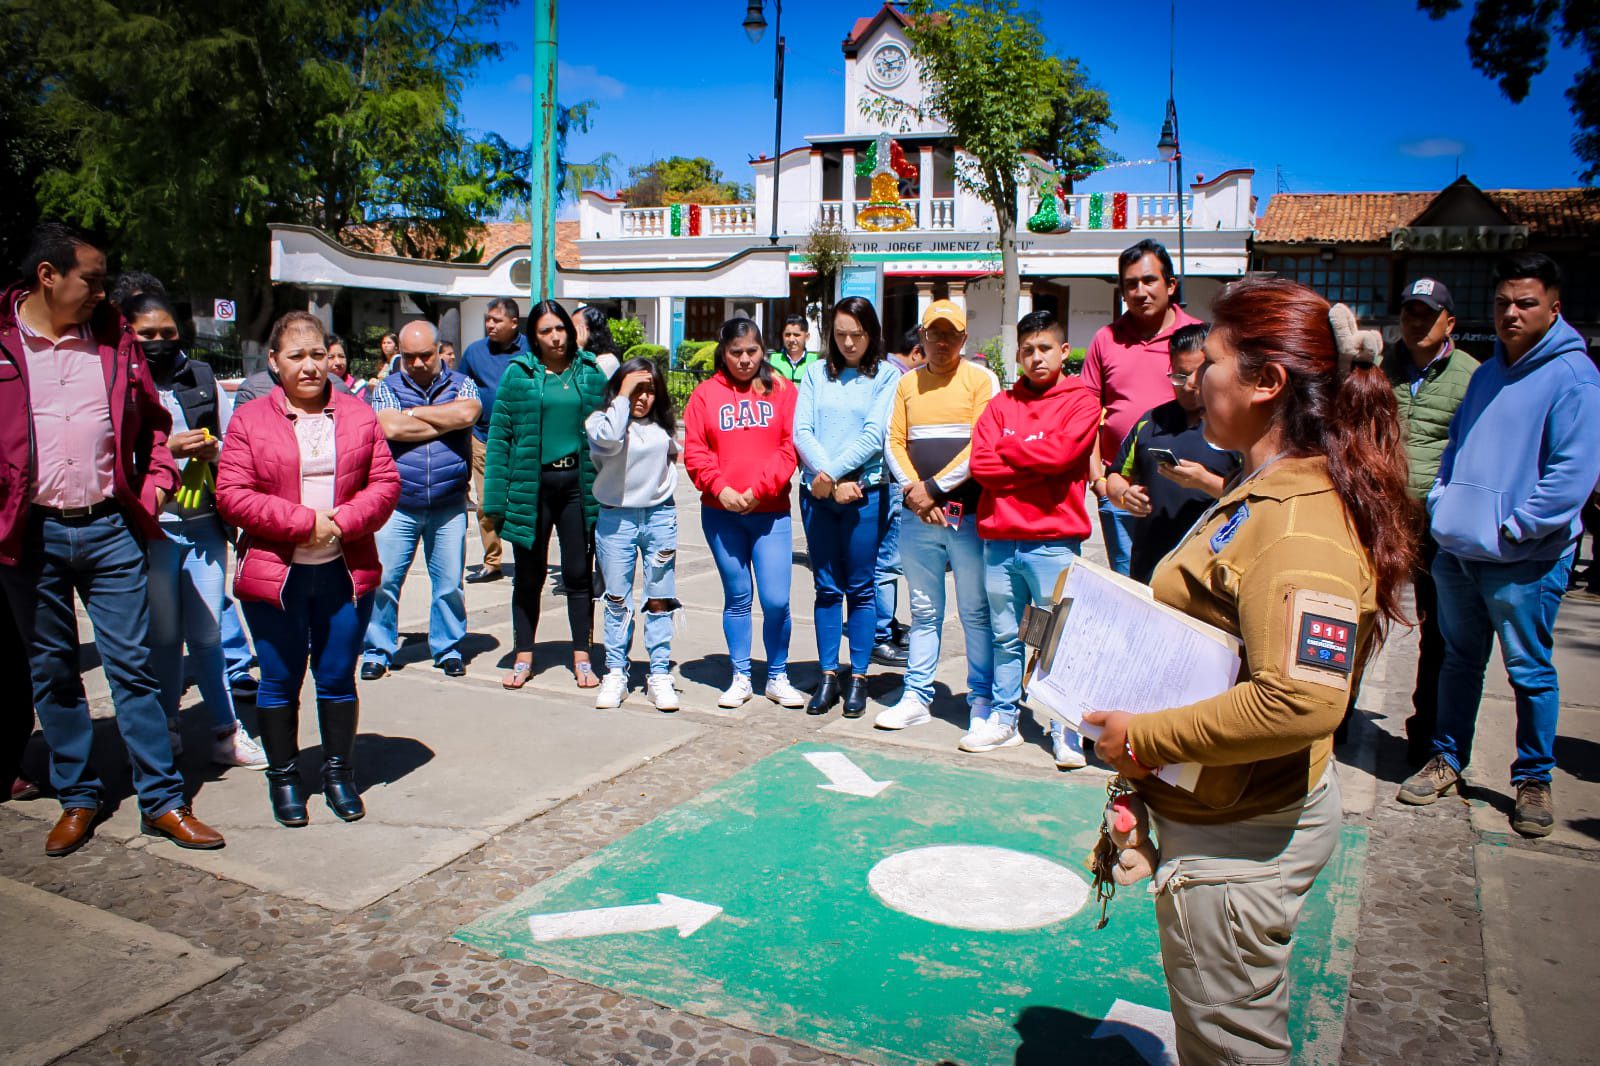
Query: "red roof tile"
339 220 580 268
1258 187 1600 244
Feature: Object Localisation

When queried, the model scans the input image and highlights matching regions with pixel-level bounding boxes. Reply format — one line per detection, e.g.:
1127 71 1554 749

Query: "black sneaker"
1512 780 1555 837
438 657 466 677
360 661 388 681
870 642 908 667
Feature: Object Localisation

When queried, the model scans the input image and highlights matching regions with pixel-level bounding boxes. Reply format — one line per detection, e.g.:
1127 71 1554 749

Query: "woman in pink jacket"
216 311 400 828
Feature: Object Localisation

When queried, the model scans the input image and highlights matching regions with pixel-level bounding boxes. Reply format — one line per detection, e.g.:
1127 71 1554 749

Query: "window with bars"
1258 255 1391 318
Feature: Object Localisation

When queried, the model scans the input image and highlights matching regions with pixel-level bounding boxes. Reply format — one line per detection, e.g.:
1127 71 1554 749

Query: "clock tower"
841 3 946 136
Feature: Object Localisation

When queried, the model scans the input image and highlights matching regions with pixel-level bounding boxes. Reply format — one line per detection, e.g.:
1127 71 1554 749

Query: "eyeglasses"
1167 371 1193 387
923 328 964 344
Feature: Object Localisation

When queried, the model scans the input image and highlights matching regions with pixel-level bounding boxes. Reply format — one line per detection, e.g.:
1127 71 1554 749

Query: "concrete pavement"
1 493 1597 1063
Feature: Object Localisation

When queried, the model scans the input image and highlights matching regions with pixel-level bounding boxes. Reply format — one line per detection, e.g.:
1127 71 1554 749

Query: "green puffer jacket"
482 349 609 546
1383 342 1479 500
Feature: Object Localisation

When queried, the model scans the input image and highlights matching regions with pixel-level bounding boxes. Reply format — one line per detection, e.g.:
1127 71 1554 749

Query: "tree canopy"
617 156 752 207
3 0 530 338
1419 0 1598 183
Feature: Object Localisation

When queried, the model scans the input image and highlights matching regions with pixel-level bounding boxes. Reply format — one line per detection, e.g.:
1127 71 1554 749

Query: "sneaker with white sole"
1052 729 1087 769
765 675 807 708
874 695 932 730
212 728 268 770
594 672 628 709
648 674 680 712
960 717 1024 753
969 696 993 731
719 674 754 708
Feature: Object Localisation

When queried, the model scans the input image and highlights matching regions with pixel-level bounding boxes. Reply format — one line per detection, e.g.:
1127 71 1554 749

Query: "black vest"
170 358 221 438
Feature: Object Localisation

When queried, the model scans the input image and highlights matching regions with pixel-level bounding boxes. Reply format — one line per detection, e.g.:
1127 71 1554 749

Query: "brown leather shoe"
45 806 99 857
141 806 225 850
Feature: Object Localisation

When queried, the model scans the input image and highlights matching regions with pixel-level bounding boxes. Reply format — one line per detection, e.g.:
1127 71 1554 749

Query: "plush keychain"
1087 778 1158 928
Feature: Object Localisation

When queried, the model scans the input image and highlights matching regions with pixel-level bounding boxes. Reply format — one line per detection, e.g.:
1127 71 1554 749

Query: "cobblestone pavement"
3 496 1597 1064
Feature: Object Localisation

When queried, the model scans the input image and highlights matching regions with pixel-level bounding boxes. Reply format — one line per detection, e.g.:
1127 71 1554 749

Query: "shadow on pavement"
1009 1003 1148 1065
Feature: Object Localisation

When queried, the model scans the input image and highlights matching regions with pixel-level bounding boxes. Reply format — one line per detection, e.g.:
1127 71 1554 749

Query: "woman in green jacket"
483 300 610 690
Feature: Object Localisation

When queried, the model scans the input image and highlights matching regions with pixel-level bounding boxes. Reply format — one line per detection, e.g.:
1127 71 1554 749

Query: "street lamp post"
1156 1 1184 307
743 1 784 246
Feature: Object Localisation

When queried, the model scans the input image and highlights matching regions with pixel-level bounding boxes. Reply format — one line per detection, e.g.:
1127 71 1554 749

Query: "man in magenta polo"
1079 239 1202 574
0 222 224 856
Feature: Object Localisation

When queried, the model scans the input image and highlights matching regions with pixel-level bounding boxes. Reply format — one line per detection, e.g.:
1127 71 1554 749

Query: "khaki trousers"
471 435 502 571
1150 767 1342 1065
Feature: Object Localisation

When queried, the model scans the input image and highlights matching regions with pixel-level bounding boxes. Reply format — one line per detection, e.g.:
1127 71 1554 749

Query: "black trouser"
511 466 593 654
1407 525 1445 747
0 568 37 790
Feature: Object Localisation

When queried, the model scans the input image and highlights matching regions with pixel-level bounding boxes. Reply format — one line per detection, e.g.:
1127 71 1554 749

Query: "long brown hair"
714 317 782 395
1211 278 1414 624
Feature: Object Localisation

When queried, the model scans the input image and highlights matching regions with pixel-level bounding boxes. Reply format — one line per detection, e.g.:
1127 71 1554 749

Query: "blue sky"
458 0 1589 202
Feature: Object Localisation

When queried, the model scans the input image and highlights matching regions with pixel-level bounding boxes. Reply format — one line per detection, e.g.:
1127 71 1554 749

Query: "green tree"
7 0 523 347
1419 1 1598 183
863 0 1114 367
801 219 852 314
618 156 751 207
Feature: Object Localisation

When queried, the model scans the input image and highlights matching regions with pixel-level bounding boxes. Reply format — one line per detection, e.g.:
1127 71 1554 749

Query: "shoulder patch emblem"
1209 501 1250 553
1285 587 1360 691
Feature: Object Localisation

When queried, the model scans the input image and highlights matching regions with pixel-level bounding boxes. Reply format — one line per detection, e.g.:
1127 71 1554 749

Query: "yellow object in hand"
176 460 213 510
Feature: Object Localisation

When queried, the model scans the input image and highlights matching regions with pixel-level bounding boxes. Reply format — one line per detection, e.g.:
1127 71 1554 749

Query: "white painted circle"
867 845 1090 931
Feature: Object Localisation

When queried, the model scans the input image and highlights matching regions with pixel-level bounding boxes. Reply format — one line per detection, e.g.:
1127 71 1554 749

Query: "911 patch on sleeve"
1284 587 1360 690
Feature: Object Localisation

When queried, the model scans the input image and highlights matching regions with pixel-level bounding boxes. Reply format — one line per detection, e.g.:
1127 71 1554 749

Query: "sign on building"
213 299 237 322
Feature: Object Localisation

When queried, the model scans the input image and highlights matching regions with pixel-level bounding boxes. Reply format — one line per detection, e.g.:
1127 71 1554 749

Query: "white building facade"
271 3 1255 357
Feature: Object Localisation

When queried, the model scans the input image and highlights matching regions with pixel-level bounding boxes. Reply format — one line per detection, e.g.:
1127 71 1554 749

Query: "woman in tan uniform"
1085 278 1413 1064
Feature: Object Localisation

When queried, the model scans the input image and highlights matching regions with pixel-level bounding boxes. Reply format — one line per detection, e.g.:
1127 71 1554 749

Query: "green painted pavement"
457 742 1365 1064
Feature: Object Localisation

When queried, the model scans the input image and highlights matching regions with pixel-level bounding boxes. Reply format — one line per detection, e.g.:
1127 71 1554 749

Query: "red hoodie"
970 375 1101 541
683 372 797 514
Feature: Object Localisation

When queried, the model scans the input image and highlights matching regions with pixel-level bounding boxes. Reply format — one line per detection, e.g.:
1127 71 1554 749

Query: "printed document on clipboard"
1025 557 1242 792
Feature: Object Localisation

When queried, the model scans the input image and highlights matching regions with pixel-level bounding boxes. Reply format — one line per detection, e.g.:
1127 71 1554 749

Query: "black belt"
542 454 579 471
34 499 120 521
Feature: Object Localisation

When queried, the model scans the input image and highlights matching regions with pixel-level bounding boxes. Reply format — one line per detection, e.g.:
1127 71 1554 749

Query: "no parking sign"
213 299 236 322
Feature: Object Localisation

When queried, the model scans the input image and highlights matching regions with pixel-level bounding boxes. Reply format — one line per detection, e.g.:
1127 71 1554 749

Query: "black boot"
257 703 307 828
807 672 845 716
842 675 870 719
317 699 365 822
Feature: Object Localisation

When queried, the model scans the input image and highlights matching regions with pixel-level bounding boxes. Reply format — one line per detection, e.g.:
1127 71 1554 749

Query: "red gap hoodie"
683 372 798 514
970 375 1101 541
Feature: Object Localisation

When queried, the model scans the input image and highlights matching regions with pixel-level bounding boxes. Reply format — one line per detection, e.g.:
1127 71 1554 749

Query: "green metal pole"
531 0 559 301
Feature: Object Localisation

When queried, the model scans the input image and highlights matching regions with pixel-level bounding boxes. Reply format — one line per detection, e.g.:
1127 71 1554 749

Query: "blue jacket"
460 333 530 442
383 368 473 510
1428 316 1600 563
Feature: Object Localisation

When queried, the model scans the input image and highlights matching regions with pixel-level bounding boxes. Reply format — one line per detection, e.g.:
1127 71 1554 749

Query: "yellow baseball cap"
921 299 967 331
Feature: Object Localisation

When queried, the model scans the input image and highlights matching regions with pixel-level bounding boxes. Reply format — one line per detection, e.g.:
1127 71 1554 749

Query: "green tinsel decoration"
670 203 682 236
854 140 878 177
1026 191 1061 234
1088 192 1105 229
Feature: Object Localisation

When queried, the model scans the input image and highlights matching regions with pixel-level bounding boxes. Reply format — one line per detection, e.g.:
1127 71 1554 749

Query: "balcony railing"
1020 190 1194 231
827 198 956 232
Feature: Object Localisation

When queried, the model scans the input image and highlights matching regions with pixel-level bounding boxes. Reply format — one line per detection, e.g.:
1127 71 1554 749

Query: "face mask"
139 338 183 370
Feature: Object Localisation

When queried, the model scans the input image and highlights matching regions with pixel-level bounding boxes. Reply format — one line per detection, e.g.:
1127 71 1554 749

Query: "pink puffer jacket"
216 387 400 606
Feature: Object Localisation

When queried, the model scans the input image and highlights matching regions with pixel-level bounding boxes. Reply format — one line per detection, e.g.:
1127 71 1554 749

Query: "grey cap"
1401 277 1454 315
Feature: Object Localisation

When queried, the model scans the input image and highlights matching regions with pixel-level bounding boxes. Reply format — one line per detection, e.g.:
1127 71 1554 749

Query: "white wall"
844 21 946 136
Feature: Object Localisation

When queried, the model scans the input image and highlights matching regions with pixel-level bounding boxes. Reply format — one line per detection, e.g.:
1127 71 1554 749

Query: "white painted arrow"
1090 999 1179 1066
526 894 722 942
803 751 894 798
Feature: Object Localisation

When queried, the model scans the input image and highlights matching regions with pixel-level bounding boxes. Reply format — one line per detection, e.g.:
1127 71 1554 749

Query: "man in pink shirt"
0 223 224 856
1078 239 1202 574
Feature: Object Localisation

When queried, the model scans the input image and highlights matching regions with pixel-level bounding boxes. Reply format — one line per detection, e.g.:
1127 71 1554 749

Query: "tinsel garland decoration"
669 203 682 236
687 202 702 236
888 139 919 180
1026 185 1073 234
1088 192 1105 229
1111 192 1128 229
854 140 878 176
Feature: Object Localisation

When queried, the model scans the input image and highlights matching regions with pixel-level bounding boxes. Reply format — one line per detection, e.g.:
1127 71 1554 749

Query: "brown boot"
141 806 225 850
1512 781 1555 838
45 806 99 857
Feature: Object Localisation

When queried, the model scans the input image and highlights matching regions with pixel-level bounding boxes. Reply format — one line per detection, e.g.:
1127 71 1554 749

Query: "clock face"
869 42 909 89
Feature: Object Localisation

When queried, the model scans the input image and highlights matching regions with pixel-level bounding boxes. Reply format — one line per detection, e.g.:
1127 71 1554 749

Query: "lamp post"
1156 2 1184 306
743 1 784 246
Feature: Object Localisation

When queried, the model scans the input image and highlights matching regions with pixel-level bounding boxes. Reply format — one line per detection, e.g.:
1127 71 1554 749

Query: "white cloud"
1400 137 1467 159
510 73 534 94
558 61 626 100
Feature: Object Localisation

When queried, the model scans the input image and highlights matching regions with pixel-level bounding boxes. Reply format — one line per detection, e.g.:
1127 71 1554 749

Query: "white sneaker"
1052 729 1088 769
765 674 807 708
212 728 268 770
594 671 628 709
648 674 680 712
960 717 1023 753
874 695 932 730
969 696 993 732
719 674 754 708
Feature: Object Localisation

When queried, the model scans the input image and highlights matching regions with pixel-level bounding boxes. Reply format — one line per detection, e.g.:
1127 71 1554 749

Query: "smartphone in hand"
1147 447 1179 468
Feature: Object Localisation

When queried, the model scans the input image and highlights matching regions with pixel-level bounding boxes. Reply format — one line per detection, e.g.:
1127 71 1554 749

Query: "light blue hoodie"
1428 316 1600 563
793 359 902 488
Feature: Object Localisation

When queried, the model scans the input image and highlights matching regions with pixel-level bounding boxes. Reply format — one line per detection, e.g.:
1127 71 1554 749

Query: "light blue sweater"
793 360 902 488
1429 316 1600 563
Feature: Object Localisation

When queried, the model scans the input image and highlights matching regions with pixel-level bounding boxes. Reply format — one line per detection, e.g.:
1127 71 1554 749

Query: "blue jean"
803 486 890 675
243 562 375 707
899 510 993 707
874 501 903 644
0 510 185 818
984 539 1080 729
219 592 256 682
1097 495 1136 576
147 517 239 733
702 507 792 679
1430 549 1573 784
596 502 678 676
363 504 468 666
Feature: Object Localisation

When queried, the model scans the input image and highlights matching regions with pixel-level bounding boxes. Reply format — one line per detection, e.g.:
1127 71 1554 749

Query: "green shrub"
685 341 719 372
978 336 1011 386
622 343 669 365
609 316 645 353
1065 346 1086 375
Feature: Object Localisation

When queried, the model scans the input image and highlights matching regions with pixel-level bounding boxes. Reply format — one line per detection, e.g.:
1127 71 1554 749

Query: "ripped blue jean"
595 503 678 676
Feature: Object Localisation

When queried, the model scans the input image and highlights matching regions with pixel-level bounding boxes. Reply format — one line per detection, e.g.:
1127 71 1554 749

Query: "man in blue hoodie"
1399 253 1600 837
